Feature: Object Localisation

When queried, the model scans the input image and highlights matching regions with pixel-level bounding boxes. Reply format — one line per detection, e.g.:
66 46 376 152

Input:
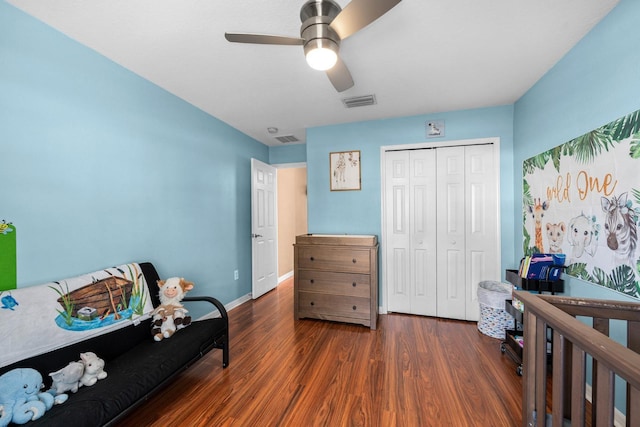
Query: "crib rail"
514 290 640 427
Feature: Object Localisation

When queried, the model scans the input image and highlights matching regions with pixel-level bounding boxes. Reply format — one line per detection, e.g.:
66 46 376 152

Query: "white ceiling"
8 0 619 146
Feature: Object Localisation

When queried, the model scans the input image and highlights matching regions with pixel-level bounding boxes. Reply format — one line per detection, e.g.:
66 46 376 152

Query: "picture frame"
330 150 361 191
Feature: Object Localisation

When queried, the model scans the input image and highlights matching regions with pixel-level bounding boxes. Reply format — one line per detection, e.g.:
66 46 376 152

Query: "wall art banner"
523 109 640 298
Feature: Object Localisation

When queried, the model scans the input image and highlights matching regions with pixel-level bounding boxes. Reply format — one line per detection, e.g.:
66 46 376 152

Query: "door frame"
271 161 308 284
379 137 501 314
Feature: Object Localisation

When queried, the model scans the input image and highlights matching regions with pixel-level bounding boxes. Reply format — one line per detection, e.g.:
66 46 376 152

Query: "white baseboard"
197 293 252 321
278 271 293 283
585 383 625 427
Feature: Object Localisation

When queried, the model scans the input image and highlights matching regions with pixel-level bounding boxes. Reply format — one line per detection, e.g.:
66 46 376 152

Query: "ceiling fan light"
306 47 338 70
304 37 338 71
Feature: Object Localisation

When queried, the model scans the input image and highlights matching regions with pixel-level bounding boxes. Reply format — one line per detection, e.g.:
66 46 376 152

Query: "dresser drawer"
298 291 370 320
297 270 370 298
297 246 371 273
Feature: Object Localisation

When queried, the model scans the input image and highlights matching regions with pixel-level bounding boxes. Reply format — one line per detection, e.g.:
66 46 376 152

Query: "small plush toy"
0 368 64 427
151 277 194 342
48 361 84 395
78 352 107 387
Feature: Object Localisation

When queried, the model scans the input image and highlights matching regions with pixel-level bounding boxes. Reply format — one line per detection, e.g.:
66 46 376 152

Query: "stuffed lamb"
79 352 107 387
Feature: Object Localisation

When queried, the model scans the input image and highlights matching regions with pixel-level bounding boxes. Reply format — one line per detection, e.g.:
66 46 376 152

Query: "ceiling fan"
225 0 402 92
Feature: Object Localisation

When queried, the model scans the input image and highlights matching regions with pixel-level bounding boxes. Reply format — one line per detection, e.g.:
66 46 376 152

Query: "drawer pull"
310 257 314 261
310 279 314 284
352 282 356 287
310 301 315 306
352 305 357 310
352 259 357 263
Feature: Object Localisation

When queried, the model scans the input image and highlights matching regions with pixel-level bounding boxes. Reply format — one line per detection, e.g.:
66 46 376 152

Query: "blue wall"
269 143 307 164
1 2 268 309
514 0 640 302
306 105 516 281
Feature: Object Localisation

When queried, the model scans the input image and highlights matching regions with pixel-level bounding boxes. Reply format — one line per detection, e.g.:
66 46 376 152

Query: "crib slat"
571 346 586 426
535 319 548 426
595 363 614 427
592 317 610 425
523 310 537 426
552 330 566 427
627 321 640 427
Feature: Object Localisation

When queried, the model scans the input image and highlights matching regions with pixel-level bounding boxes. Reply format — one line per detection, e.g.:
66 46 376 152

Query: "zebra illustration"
601 192 638 265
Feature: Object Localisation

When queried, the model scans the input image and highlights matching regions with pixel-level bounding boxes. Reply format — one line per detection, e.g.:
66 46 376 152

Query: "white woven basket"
477 281 513 339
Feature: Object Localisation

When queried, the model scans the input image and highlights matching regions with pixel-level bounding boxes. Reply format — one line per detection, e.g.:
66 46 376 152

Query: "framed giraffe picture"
330 150 361 191
523 108 640 298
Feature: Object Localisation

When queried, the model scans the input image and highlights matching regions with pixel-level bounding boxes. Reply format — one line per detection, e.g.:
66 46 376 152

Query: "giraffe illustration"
528 198 549 253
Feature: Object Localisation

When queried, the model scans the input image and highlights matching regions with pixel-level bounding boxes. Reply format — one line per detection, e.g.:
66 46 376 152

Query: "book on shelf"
518 254 566 281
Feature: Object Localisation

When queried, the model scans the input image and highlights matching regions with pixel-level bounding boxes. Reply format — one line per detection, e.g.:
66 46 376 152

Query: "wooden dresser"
294 234 378 330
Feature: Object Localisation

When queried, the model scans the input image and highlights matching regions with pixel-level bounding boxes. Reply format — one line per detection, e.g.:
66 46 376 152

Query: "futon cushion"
17 318 225 427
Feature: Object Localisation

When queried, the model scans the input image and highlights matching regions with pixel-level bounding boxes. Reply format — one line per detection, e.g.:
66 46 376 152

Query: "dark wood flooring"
119 278 523 426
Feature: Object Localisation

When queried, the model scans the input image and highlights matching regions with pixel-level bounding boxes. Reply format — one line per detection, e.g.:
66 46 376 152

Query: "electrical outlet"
234 270 239 280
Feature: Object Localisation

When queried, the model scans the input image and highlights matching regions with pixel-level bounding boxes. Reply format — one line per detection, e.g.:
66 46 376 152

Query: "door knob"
251 233 263 238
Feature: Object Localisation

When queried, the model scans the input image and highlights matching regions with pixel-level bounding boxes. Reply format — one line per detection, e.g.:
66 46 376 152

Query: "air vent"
342 94 377 108
275 135 300 143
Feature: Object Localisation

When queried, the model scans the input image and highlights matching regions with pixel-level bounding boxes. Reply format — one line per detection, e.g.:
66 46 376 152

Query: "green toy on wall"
0 219 16 291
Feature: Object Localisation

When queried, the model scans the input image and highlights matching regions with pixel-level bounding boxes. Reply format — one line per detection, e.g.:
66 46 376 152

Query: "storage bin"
477 280 513 339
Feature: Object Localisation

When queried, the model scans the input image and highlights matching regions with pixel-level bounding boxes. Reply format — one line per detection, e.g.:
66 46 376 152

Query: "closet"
383 140 499 321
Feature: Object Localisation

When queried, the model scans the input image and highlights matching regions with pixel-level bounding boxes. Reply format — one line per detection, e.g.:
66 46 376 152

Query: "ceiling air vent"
275 135 300 143
342 94 376 108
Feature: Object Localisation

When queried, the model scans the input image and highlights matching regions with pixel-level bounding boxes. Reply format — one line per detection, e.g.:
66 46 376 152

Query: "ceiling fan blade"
330 0 402 40
326 57 354 92
225 33 304 46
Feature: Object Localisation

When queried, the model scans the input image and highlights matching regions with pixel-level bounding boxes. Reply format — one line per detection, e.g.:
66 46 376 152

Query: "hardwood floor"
120 278 523 426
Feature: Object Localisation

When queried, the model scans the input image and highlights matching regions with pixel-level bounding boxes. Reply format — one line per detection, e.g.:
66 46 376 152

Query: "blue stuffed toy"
0 368 67 426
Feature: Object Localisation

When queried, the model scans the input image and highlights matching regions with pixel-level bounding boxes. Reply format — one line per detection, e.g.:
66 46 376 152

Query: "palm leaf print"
550 145 563 172
568 129 614 164
522 179 532 207
523 151 552 173
608 265 638 297
606 110 640 141
630 138 640 159
565 263 590 280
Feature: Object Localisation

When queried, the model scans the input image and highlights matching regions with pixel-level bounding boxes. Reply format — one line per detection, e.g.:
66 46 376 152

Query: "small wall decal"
426 120 445 138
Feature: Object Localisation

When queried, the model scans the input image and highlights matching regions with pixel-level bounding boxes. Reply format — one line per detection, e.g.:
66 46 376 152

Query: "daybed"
0 262 228 426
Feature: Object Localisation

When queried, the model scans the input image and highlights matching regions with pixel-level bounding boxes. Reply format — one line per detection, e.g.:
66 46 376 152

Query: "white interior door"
464 144 498 320
385 149 437 315
436 146 467 320
251 159 278 299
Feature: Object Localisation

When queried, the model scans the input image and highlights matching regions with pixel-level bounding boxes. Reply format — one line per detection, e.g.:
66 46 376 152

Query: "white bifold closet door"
385 144 498 321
